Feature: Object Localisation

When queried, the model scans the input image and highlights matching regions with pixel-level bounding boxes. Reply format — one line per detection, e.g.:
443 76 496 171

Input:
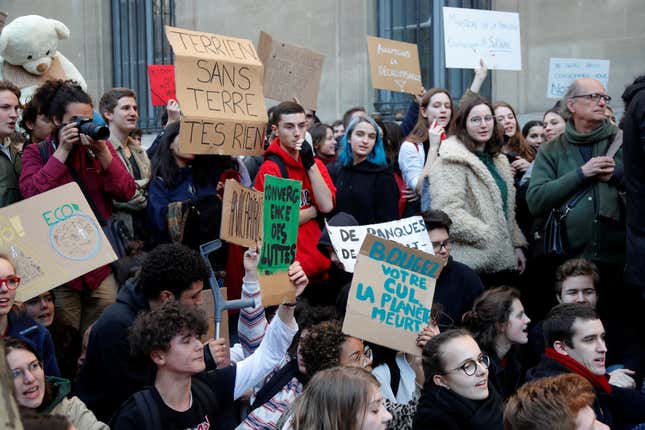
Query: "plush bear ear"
49 19 70 40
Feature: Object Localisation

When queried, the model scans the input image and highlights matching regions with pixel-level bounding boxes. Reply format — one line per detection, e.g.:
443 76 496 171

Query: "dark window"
375 0 491 121
111 0 175 131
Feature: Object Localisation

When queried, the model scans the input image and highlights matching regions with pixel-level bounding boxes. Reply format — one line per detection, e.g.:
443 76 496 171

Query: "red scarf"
545 347 612 394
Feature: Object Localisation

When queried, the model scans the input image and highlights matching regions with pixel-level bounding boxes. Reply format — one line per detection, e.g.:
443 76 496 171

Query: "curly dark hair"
461 286 521 354
19 98 39 137
129 301 208 358
299 319 347 376
139 243 210 301
31 79 93 125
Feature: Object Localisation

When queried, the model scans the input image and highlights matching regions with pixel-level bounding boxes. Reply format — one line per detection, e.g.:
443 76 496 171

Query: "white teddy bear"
0 14 87 103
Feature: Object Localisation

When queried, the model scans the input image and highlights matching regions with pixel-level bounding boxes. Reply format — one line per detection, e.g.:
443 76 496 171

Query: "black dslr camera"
71 116 110 140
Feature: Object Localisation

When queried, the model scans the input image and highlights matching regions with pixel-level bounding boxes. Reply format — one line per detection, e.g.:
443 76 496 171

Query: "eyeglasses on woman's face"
0 275 20 290
441 353 490 376
468 115 494 126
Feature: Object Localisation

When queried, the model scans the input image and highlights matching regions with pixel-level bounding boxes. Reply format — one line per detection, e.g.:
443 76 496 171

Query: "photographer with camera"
19 79 136 335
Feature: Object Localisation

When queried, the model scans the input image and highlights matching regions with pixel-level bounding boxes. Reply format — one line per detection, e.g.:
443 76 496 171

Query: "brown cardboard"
259 272 296 307
165 25 268 155
220 179 263 248
342 234 442 355
7 183 117 302
201 288 230 346
257 31 324 110
366 36 423 95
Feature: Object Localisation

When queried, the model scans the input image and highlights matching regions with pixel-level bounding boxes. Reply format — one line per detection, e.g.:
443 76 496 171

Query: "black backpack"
265 153 289 179
111 376 218 429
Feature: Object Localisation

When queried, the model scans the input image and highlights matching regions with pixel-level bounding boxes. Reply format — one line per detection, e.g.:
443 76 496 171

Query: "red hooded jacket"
254 138 336 278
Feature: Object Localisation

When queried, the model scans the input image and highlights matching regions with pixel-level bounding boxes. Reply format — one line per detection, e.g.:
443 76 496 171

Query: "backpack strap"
606 129 623 158
191 375 219 422
249 359 300 413
38 141 50 164
132 389 162 430
266 153 289 179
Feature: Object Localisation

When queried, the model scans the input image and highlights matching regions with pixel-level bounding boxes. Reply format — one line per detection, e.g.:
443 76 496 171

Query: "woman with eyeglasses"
413 329 503 430
0 254 60 377
277 320 433 430
462 287 530 400
4 336 108 429
428 96 527 286
240 319 374 430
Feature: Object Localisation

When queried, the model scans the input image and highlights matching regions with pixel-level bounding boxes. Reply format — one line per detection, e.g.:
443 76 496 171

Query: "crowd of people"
0 56 644 430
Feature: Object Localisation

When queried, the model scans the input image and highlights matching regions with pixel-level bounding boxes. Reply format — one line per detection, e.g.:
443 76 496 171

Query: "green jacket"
0 139 21 208
526 121 625 264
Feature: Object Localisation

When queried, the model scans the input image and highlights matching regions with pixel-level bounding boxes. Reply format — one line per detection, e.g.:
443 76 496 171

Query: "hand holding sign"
287 261 308 295
343 235 443 355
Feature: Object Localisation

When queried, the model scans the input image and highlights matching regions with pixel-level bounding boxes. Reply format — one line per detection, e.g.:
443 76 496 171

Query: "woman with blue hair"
327 116 400 224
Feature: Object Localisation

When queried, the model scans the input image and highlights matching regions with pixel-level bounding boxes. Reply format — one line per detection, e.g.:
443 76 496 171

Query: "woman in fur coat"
429 96 527 286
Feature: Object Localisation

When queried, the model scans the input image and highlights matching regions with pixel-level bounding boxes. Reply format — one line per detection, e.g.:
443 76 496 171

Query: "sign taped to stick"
3 183 117 302
220 179 263 248
343 235 442 355
257 31 324 110
366 36 423 94
326 216 433 273
165 25 268 156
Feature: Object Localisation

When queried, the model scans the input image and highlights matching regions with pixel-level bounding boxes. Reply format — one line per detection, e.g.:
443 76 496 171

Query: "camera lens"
78 122 110 140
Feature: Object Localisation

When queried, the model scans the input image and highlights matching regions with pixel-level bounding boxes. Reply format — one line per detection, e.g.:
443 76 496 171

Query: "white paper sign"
326 216 434 273
442 7 521 71
547 58 610 99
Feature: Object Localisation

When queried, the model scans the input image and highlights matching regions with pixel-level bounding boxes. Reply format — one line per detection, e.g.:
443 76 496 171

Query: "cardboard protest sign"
147 64 176 106
257 31 324 110
326 216 433 273
201 288 229 345
366 36 423 95
258 174 301 306
165 25 268 156
5 183 117 302
547 58 610 98
220 179 263 248
442 7 521 71
343 235 442 355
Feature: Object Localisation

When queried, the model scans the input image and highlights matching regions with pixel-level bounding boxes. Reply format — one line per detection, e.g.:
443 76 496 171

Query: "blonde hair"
289 367 380 430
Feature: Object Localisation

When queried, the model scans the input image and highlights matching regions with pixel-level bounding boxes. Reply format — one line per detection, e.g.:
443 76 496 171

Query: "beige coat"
110 136 151 211
429 136 527 273
50 396 109 430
